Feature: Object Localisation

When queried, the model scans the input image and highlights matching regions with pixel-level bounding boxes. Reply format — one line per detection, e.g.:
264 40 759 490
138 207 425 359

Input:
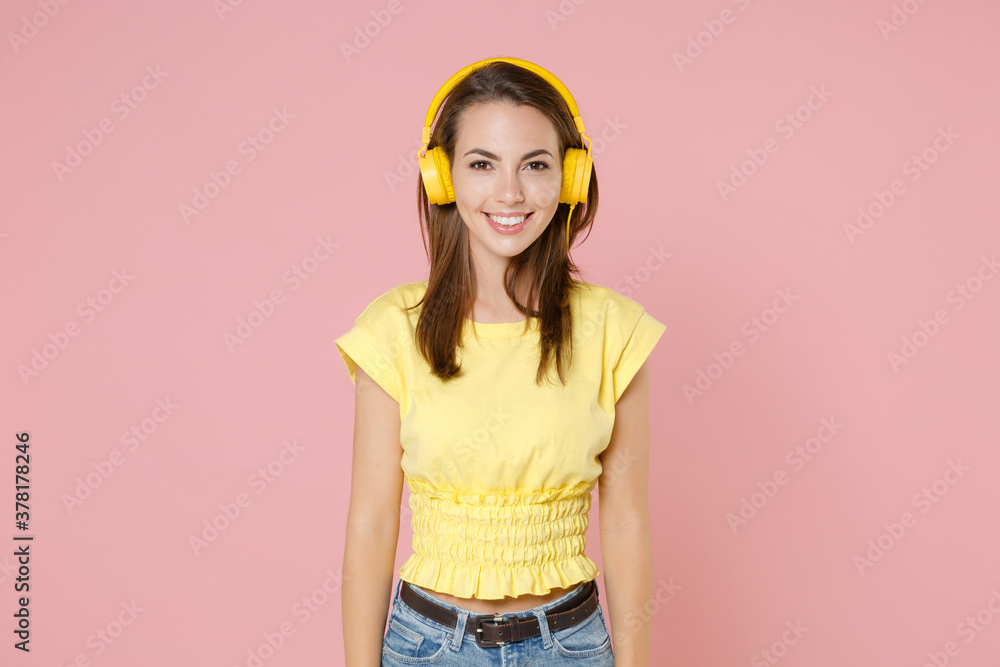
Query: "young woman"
336 57 666 666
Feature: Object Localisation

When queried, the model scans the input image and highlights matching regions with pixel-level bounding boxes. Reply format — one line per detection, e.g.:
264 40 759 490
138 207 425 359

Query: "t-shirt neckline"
418 279 540 338
462 316 539 339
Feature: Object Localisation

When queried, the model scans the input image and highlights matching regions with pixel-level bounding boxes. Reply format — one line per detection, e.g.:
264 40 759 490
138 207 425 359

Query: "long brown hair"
409 61 600 386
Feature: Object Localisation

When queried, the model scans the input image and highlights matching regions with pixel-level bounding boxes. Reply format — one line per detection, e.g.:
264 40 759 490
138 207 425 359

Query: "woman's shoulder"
358 279 428 310
571 280 648 321
351 280 428 328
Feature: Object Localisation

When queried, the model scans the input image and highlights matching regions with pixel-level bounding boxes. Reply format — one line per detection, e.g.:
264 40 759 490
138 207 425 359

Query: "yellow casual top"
335 279 666 599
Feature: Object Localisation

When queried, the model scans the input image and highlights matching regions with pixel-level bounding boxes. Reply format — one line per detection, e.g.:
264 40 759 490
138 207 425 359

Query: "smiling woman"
335 57 665 666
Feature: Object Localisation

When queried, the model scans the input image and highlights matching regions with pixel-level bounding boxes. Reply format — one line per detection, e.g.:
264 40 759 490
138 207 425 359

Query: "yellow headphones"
417 57 593 249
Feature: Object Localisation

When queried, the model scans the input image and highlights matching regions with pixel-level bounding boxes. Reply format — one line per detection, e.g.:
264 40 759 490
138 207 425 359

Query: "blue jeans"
381 578 615 666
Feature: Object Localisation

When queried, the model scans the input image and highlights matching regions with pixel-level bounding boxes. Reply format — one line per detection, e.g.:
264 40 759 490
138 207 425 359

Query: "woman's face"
450 102 563 267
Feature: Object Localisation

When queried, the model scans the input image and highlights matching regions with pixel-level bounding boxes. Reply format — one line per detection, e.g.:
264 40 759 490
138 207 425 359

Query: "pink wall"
2 0 998 664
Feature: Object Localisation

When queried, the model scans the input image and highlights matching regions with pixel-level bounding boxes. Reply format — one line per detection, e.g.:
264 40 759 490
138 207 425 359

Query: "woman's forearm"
342 520 400 667
601 518 653 666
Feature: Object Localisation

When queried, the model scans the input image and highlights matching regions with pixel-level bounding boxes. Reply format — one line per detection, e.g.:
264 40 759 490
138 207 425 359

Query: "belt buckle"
474 614 506 648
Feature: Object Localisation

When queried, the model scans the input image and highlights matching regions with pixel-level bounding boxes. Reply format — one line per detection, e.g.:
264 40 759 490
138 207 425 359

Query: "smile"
484 212 532 234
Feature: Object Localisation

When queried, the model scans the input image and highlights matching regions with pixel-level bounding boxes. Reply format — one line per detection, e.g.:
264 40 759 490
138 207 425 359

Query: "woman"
336 57 666 666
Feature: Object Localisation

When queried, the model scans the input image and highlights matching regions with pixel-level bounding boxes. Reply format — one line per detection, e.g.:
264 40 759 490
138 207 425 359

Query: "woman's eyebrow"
462 148 555 160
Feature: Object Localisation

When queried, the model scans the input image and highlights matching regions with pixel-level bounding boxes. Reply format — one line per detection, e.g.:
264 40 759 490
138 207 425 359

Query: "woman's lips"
484 212 531 234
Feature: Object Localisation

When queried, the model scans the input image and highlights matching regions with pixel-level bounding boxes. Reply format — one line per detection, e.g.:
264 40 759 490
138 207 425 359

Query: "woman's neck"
471 269 536 323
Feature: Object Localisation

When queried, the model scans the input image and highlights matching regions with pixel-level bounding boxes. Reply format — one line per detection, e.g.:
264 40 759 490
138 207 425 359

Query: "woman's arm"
342 367 405 667
598 360 654 666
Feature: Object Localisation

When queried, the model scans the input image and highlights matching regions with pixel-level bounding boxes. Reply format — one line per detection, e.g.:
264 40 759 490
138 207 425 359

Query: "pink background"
2 0 999 665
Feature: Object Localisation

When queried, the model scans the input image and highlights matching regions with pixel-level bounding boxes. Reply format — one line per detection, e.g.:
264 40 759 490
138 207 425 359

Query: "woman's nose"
494 169 525 202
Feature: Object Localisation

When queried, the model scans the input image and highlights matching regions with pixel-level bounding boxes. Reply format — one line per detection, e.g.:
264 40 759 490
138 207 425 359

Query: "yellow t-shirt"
335 279 666 599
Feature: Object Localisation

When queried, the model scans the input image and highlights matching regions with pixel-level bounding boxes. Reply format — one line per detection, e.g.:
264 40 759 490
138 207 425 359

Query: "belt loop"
451 609 469 650
531 608 553 648
391 578 402 610
508 614 521 643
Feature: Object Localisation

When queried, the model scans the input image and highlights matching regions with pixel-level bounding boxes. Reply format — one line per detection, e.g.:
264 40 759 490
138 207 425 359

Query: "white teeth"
487 213 528 226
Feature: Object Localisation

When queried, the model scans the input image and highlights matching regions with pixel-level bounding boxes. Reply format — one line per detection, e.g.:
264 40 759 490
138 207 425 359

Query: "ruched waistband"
398 476 600 599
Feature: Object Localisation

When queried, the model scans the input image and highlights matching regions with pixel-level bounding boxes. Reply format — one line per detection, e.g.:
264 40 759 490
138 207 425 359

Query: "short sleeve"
334 292 405 403
612 305 667 404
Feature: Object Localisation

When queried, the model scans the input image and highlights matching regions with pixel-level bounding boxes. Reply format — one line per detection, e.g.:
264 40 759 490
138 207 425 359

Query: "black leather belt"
399 579 598 648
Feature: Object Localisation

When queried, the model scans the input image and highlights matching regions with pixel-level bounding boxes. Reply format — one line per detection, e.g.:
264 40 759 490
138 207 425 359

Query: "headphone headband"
420 57 588 149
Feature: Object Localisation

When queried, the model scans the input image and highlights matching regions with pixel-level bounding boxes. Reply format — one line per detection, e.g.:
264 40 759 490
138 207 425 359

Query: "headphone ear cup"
436 149 454 203
418 147 455 204
559 150 576 204
560 148 593 205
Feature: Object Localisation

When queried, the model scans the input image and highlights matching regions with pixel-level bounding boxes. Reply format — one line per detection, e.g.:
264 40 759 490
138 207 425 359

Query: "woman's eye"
525 161 549 171
469 160 490 170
